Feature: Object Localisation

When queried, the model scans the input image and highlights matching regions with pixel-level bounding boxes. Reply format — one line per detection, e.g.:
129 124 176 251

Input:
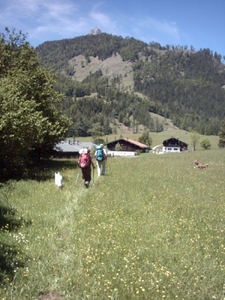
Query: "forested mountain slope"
36 32 225 137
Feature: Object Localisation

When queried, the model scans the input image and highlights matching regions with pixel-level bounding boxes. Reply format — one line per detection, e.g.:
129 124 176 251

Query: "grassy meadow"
0 146 225 299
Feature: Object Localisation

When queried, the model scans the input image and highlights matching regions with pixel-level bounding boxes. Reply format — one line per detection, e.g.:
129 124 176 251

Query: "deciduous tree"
189 131 200 151
0 28 71 177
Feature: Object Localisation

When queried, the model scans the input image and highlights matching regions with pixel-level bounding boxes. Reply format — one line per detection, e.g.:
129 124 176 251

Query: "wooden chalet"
106 138 149 153
162 137 188 153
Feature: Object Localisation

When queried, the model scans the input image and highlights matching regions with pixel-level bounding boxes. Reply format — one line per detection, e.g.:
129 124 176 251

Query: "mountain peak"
88 28 102 35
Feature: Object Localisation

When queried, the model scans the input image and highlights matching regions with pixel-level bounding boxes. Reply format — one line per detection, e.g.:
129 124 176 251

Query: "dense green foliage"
200 138 211 150
36 33 225 137
55 73 158 137
134 49 225 134
36 33 147 70
218 119 225 148
0 28 71 179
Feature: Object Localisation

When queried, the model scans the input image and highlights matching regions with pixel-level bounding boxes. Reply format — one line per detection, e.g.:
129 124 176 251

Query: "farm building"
106 138 149 153
54 140 95 158
162 137 188 153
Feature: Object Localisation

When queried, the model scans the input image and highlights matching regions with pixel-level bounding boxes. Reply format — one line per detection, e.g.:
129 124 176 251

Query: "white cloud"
0 0 181 46
90 12 111 27
0 0 90 43
39 2 78 21
89 11 118 33
138 17 180 40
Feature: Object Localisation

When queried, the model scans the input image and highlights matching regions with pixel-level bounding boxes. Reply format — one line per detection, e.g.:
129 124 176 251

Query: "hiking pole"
92 166 95 185
75 172 79 185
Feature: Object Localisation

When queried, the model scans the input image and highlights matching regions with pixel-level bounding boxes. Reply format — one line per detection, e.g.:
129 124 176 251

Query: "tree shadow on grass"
0 159 79 183
0 183 31 284
0 160 79 282
24 159 79 182
0 242 26 284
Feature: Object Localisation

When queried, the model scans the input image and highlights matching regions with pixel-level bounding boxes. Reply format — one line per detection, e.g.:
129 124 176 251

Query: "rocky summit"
88 28 102 35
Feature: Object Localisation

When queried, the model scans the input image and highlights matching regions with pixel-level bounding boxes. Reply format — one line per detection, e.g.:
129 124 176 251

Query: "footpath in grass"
0 151 225 299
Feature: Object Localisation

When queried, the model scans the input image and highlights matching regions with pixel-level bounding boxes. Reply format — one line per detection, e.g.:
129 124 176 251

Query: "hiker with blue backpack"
95 144 107 176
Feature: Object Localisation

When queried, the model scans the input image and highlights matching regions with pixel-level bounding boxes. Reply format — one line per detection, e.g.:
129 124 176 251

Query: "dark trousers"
81 166 91 183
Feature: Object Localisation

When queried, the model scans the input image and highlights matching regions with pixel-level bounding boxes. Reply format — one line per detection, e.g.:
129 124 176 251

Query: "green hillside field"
0 147 224 299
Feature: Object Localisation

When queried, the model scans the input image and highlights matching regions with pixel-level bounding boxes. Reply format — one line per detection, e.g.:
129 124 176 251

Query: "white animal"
55 172 62 187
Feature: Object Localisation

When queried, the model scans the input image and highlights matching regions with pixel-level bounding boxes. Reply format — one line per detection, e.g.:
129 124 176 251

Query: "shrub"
200 138 211 150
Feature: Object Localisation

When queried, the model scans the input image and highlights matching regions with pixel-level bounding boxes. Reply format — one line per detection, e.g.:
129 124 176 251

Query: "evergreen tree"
88 123 104 143
35 31 225 135
138 131 152 147
218 119 225 148
115 142 122 151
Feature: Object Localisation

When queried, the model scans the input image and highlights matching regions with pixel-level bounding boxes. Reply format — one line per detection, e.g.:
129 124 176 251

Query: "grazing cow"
194 160 209 169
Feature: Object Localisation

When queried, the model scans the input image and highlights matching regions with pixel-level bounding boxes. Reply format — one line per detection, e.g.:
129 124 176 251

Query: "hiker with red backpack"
78 148 95 188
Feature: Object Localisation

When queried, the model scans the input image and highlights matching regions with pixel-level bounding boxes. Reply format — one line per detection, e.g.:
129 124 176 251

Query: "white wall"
107 151 136 157
162 146 180 153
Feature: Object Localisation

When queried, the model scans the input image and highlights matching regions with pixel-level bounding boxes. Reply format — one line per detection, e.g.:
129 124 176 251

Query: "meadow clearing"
75 129 220 151
0 145 225 299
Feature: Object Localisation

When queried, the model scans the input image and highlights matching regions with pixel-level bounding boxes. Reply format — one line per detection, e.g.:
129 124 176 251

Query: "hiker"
95 144 107 176
78 148 95 188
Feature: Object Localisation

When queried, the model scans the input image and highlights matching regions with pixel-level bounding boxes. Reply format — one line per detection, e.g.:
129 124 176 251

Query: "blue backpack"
96 145 104 162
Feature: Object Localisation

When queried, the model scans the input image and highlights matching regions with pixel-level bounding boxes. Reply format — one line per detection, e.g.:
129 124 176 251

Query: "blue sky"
0 0 224 56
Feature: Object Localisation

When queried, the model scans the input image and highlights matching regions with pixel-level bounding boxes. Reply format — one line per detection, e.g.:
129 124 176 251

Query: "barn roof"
107 138 148 149
54 141 95 153
163 137 188 146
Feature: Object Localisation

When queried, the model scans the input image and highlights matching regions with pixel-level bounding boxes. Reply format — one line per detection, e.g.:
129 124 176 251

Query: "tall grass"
0 150 224 299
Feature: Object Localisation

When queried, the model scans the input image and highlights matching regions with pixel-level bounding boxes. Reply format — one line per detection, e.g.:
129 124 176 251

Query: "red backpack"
78 152 91 168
